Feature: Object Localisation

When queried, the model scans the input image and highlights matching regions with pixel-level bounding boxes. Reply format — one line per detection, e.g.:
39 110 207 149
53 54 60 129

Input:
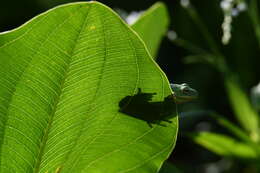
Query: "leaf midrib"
59 6 110 171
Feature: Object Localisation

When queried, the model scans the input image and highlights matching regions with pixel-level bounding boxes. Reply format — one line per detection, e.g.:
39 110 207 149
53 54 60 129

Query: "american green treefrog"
170 83 198 104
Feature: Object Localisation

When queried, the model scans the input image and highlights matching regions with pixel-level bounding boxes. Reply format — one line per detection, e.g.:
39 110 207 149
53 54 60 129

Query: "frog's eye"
182 87 190 94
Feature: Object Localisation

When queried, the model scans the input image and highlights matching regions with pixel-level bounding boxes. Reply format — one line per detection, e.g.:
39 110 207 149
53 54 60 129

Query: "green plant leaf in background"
131 2 169 58
225 77 260 142
189 132 258 160
210 113 252 144
0 2 178 173
249 0 260 48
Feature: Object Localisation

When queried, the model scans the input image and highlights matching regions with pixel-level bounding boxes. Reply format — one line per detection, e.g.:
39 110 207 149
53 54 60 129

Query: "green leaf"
225 77 260 142
131 2 169 58
0 2 178 173
190 132 258 160
210 113 252 143
210 113 260 155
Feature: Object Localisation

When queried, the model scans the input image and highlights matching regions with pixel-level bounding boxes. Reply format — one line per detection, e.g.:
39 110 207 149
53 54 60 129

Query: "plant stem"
183 4 230 74
171 38 207 54
185 5 221 55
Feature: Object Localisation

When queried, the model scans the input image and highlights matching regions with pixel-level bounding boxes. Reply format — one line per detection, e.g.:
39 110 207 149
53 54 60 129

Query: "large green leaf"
190 132 258 160
131 2 169 58
0 2 177 173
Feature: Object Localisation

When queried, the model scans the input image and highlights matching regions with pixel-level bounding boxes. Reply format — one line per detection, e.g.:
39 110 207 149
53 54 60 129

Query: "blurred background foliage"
1 0 260 173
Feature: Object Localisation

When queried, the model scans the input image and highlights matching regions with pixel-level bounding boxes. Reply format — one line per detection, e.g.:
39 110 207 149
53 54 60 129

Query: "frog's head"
170 83 198 104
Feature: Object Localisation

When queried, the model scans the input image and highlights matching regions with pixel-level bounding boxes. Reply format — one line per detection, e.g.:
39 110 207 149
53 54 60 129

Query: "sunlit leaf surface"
131 2 169 58
0 2 177 173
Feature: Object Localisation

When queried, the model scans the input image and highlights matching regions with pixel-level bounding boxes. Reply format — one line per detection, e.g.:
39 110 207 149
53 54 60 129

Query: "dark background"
1 0 259 172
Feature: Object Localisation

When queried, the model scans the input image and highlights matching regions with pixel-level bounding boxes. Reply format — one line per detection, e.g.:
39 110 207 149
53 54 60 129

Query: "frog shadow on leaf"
119 88 177 127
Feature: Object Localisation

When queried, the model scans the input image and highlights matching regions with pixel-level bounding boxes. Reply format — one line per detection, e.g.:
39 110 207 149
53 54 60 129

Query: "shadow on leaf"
119 88 177 127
